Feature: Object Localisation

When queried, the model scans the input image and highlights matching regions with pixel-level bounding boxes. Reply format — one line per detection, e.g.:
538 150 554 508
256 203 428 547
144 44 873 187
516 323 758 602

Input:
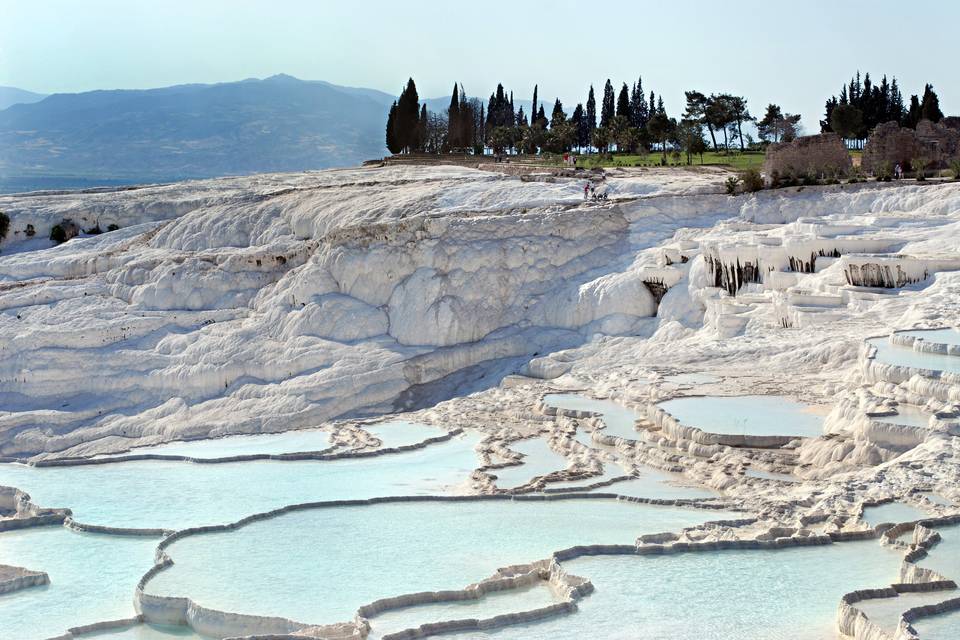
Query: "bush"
25 224 35 237
724 176 740 195
0 211 9 241
913 157 928 181
50 224 67 244
86 225 102 235
877 161 893 182
740 169 764 193
950 159 960 181
802 173 818 186
107 223 120 232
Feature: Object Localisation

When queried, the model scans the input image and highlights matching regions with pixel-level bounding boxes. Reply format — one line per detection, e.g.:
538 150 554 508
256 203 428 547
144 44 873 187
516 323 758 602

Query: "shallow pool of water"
921 492 955 507
493 438 569 489
147 499 737 626
438 538 903 640
868 337 960 374
872 404 933 428
589 471 716 501
367 582 563 639
363 421 446 448
857 590 960 635
658 395 826 438
543 394 641 441
860 502 931 528
914 608 960 640
94 429 334 459
0 433 483 530
919 525 960 582
84 624 206 639
898 328 960 346
0 527 159 640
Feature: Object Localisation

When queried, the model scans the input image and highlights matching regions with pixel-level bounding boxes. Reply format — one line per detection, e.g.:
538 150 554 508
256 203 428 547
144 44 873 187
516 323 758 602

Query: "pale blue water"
543 394 641 440
84 624 206 639
856 591 956 635
147 499 737 625
861 502 931 528
873 404 932 427
589 472 716 500
914 608 960 640
440 538 903 640
899 328 960 346
657 395 826 438
91 421 442 459
363 421 445 448
0 527 159 640
493 438 569 489
0 433 482 529
869 337 960 374
922 492 955 507
94 429 333 458
919 525 960 582
367 583 563 639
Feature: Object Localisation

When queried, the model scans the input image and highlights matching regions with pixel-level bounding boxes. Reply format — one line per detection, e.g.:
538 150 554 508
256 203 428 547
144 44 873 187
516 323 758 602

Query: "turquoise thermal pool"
860 502 931 528
868 337 960 374
918 525 960 582
146 498 738 625
81 624 205 639
91 420 441 459
0 432 483 530
914 609 960 640
0 527 159 640
657 395 826 438
587 474 716 500
493 437 569 488
437 538 904 640
744 468 799 483
873 404 933 427
543 394 641 440
898 328 960 346
856 591 956 636
94 428 334 459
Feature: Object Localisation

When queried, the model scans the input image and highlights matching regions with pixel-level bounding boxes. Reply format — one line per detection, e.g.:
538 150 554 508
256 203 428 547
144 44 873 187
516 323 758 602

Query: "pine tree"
417 104 427 152
386 101 401 154
649 91 656 121
600 79 615 128
447 83 461 149
536 105 547 127
616 83 631 122
630 77 646 129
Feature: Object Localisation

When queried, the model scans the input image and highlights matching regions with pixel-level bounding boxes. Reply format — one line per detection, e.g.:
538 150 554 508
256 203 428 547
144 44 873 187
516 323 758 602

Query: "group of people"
582 181 608 201
894 163 904 179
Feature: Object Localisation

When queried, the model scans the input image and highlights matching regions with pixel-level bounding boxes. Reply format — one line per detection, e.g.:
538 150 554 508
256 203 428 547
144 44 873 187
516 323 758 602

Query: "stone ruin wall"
862 119 960 173
762 133 853 180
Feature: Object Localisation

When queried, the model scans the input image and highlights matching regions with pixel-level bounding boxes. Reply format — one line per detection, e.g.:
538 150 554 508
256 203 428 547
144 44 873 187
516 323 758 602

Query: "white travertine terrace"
1 167 960 638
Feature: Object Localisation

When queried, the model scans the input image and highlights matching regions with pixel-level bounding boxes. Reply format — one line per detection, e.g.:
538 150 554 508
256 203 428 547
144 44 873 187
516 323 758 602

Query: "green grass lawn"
556 150 767 171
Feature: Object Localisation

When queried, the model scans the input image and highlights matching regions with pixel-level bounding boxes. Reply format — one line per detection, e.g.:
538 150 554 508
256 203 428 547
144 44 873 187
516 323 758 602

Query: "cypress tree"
616 83 631 121
536 105 547 127
417 104 427 152
386 101 401 154
531 85 539 127
601 79 615 128
649 91 656 121
585 86 597 134
447 83 461 149
396 78 420 153
572 103 586 150
907 95 922 128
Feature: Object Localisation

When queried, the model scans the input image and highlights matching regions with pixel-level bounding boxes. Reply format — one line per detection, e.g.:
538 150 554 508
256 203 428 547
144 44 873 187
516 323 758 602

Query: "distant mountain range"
0 75 539 190
0 86 48 110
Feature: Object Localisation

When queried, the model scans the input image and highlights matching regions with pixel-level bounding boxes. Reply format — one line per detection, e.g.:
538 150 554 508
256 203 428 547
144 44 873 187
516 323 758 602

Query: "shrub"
802 173 818 186
950 159 960 181
86 225 102 235
740 169 764 193
0 211 9 241
25 224 35 237
913 157 928 181
724 176 740 195
50 224 67 244
107 223 120 232
877 161 893 182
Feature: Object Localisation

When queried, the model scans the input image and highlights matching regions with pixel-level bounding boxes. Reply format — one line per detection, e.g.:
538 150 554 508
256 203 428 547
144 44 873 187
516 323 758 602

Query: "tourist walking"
583 182 590 200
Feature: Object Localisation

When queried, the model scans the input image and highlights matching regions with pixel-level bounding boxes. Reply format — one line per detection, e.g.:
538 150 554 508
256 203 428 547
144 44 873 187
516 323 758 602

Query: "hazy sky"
2 0 956 131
